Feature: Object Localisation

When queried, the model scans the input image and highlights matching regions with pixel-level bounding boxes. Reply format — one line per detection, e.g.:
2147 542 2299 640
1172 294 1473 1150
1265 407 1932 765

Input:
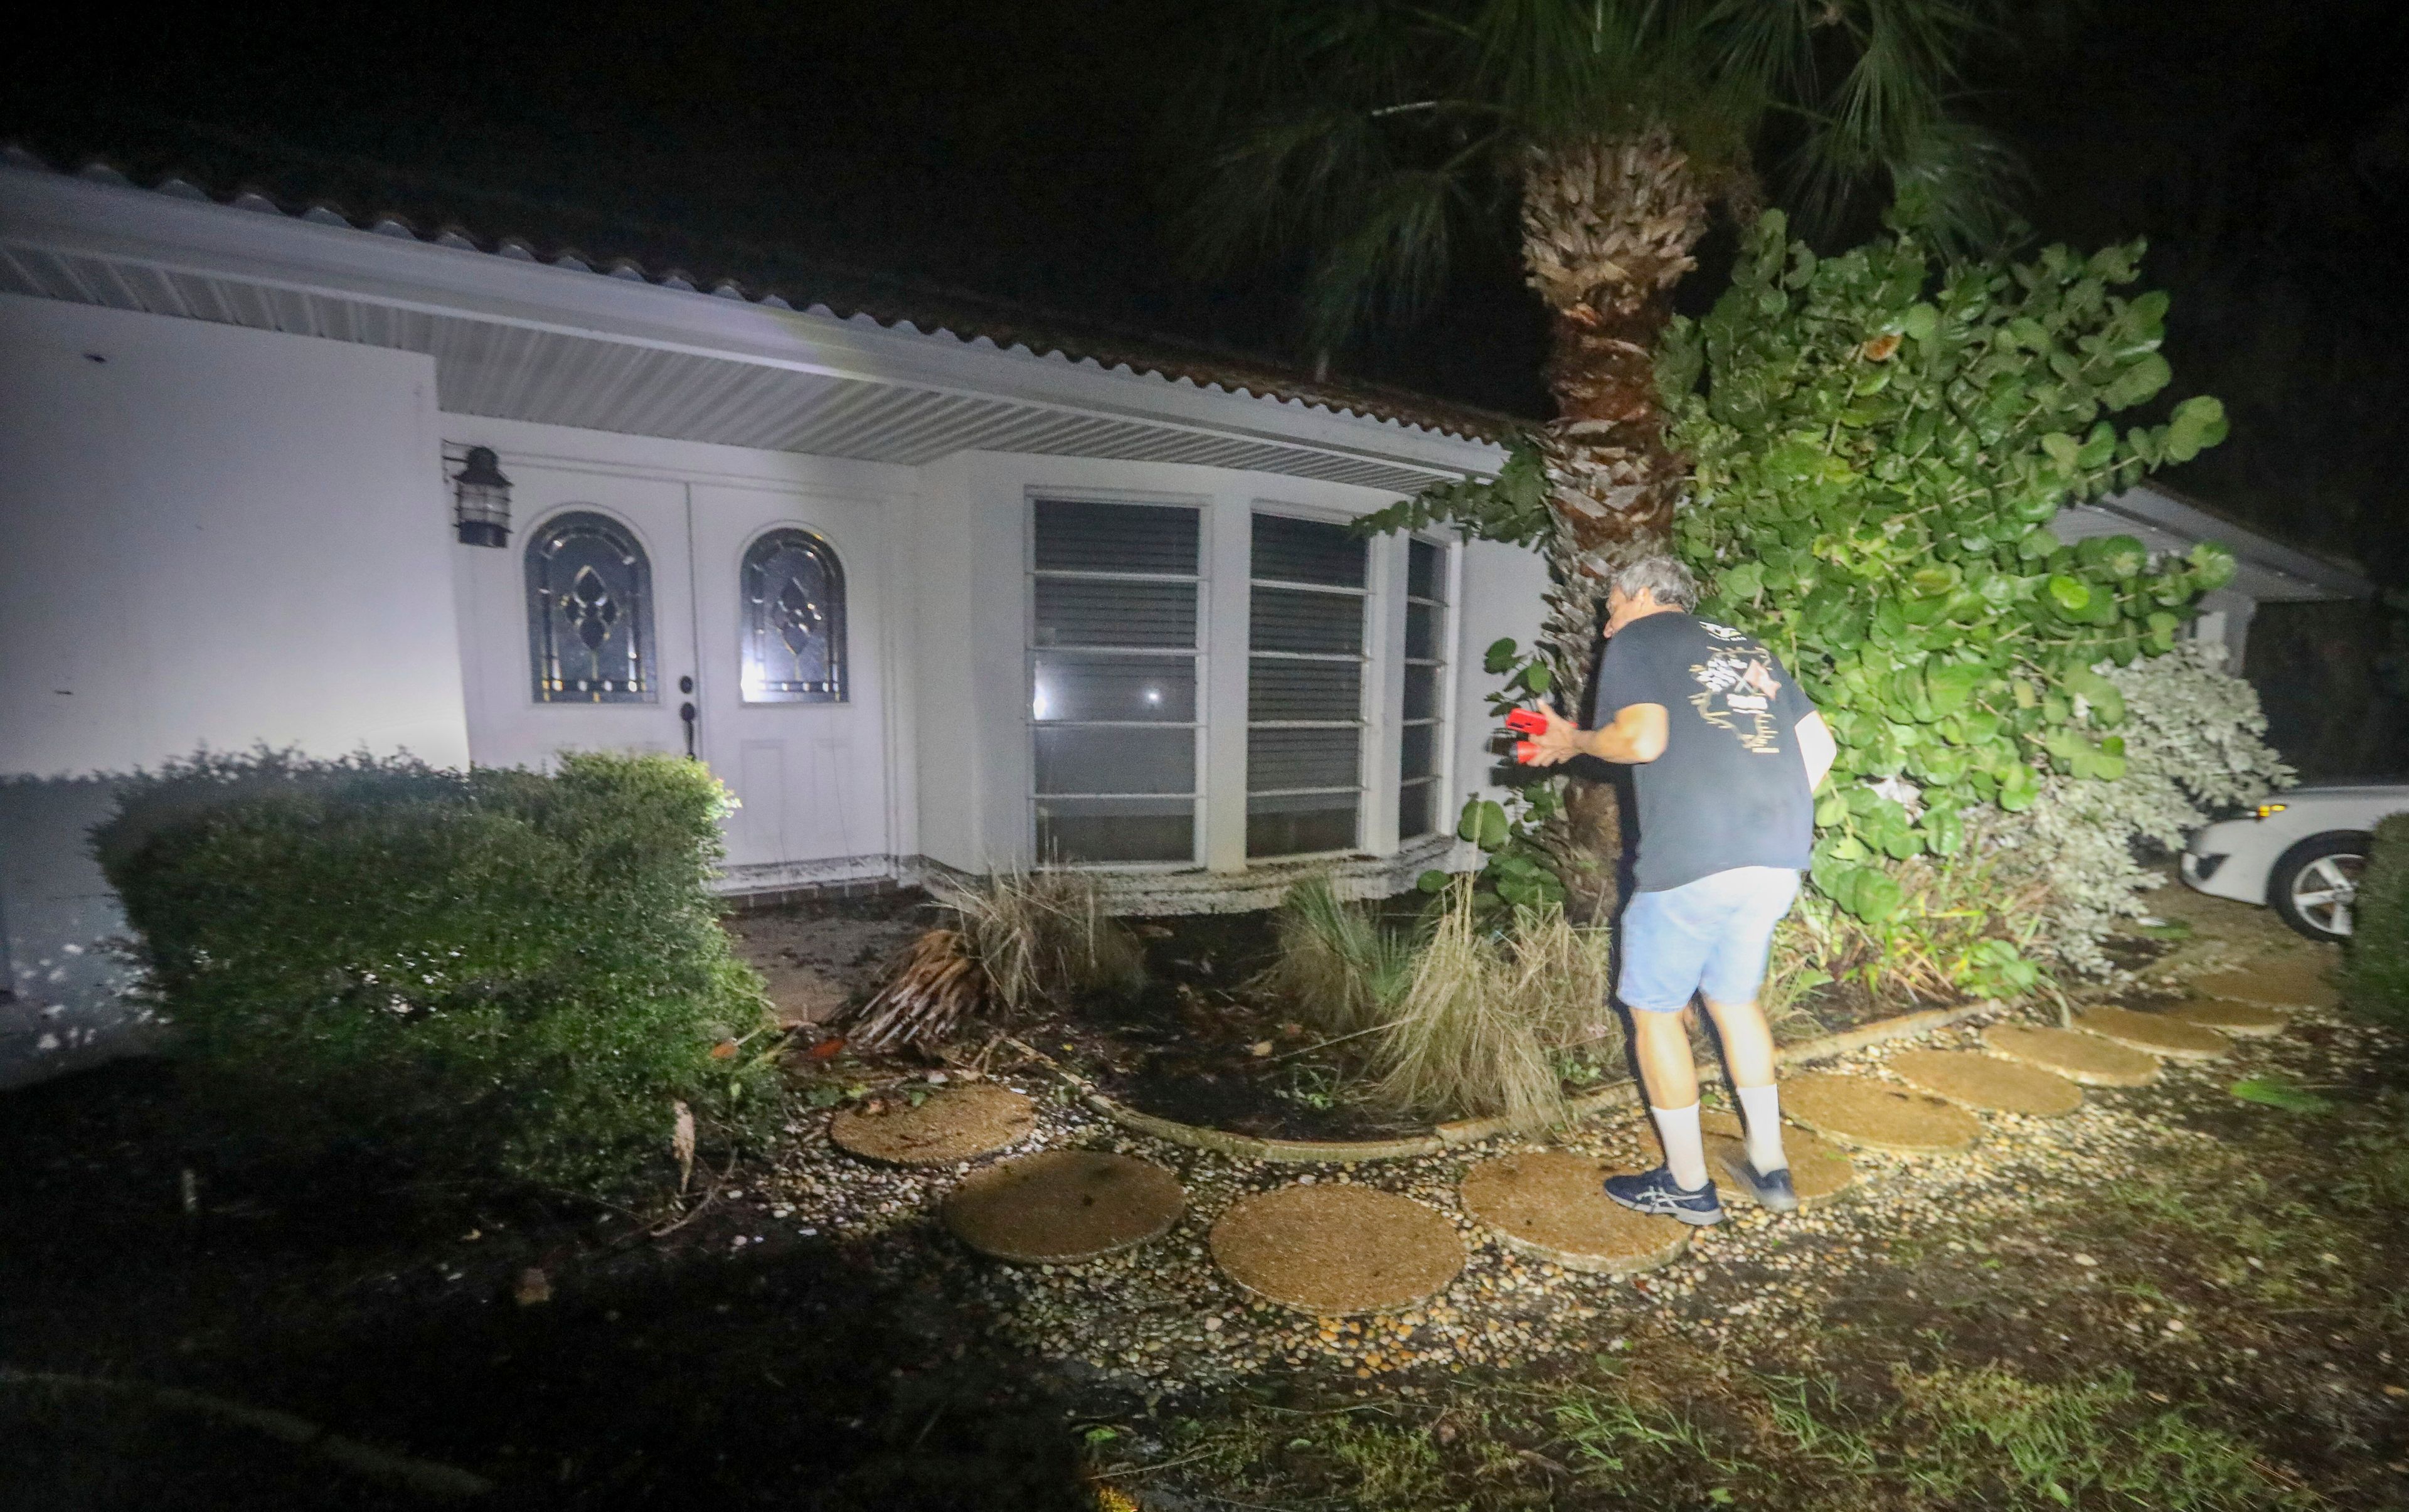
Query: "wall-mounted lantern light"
452 446 513 547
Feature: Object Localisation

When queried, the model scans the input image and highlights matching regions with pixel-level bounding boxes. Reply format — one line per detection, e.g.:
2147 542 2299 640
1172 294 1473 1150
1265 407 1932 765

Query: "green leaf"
1476 801 1509 851
2229 1076 2334 1115
2164 394 2228 462
1842 868 1903 924
1484 638 1519 675
2090 534 2148 578
2187 541 2238 592
1416 869 1450 893
1523 663 1553 694
2039 432 2079 471
2046 575 2092 614
1901 303 1938 342
2101 351 2172 408
1720 562 1765 601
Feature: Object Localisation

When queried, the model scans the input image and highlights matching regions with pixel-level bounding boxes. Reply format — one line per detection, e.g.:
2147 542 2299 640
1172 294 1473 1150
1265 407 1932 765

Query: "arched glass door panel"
740 528 846 703
526 510 656 703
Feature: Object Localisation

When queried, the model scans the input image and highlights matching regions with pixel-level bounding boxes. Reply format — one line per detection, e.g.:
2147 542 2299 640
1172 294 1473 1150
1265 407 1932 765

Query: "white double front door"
453 458 889 886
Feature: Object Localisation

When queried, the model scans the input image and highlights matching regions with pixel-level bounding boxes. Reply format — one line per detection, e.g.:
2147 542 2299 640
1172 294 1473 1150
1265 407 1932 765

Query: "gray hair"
1610 554 1699 610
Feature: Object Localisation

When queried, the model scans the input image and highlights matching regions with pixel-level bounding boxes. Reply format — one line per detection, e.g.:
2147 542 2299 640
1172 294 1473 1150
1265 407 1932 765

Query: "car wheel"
2269 831 2369 942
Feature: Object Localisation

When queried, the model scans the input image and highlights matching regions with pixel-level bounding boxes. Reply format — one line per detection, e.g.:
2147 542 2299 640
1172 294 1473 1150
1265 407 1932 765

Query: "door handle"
679 700 698 759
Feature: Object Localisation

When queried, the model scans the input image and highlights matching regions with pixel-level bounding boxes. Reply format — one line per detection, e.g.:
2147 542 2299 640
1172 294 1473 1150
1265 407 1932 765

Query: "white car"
2181 782 2409 942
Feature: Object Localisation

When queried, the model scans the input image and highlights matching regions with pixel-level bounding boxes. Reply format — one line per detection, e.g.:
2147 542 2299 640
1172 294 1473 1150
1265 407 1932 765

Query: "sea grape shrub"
97 748 778 1195
1662 211 2233 930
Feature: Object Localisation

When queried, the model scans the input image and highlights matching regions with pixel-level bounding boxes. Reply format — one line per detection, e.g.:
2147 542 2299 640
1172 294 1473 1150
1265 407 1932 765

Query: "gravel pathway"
750 947 2382 1403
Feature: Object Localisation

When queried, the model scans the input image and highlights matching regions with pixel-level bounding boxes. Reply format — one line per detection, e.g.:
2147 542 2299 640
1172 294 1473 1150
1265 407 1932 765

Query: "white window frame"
1243 504 1375 861
1024 491 1209 870
1397 533 1454 842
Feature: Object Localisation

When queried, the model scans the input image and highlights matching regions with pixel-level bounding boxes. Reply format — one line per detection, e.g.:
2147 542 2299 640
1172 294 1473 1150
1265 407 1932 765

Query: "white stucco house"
0 149 2369 1085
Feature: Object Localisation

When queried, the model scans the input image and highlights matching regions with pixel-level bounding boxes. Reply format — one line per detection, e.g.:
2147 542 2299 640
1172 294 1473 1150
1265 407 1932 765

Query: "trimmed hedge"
2345 813 2409 1028
96 749 778 1193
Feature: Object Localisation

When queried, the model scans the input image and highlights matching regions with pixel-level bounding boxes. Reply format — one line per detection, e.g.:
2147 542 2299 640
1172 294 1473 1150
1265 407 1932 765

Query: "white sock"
1735 1082 1789 1174
1649 1102 1710 1190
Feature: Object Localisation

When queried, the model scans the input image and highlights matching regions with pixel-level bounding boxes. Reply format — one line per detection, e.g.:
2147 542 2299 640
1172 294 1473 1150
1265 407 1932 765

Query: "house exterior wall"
0 294 459 1083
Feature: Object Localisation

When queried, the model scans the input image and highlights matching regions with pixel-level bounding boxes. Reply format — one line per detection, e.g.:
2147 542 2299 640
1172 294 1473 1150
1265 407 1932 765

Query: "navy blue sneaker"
1716 1150 1800 1213
1604 1166 1724 1226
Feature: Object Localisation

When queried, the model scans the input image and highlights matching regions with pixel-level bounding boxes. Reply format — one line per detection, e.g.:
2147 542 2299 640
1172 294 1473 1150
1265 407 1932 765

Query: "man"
1521 555 1836 1223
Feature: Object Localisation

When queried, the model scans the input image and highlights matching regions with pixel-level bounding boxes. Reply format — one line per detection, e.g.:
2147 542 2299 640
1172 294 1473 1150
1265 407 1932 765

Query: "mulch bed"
954 897 1980 1145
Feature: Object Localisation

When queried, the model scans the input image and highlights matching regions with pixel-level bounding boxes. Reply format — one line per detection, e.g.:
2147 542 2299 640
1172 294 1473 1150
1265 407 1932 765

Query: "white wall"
1450 536 1555 826
0 295 461 1082
0 294 465 774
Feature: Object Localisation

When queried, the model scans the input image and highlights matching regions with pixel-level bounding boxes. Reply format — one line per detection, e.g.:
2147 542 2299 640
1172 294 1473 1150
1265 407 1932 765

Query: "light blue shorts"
1617 866 1802 1013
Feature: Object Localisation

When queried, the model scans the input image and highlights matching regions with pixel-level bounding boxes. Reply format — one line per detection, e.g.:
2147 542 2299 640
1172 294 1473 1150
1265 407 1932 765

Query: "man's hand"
1516 703 1588 767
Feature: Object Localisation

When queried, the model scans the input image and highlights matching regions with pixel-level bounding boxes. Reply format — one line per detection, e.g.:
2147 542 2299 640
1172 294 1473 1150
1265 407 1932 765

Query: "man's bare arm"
1795 710 1836 791
1522 702 1668 766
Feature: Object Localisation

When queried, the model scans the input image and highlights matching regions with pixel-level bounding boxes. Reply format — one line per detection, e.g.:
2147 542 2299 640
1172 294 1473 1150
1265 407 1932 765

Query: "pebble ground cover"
755 884 2409 1508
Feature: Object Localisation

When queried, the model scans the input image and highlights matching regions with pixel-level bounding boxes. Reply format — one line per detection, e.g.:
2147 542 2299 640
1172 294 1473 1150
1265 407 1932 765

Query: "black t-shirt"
1592 611 1817 892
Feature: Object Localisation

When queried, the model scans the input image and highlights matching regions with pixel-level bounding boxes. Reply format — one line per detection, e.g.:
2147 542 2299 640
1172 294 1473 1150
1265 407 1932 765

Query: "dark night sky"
13 0 2408 586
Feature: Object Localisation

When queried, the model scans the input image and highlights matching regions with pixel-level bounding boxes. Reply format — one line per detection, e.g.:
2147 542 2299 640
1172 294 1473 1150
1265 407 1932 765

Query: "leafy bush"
1767 818 2050 1010
1999 641 2291 971
2343 814 2409 1027
1666 212 2231 934
96 748 779 1194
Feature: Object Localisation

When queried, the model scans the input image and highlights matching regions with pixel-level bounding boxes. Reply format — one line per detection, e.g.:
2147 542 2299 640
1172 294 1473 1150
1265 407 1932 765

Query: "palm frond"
1176 0 2058 348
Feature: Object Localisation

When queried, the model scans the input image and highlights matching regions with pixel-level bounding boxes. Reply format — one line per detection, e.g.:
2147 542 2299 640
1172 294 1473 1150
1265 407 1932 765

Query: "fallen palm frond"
945 869 1146 1014
1366 880 1614 1130
844 871 1144 1053
846 927 984 1052
1257 877 1415 1040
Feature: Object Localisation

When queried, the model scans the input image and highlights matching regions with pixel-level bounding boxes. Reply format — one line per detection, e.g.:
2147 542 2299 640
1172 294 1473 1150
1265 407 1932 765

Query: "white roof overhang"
2053 483 2371 604
0 164 1502 495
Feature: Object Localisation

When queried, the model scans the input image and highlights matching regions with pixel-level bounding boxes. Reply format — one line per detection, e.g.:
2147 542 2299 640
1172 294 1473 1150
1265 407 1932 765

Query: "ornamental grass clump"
1368 881 1614 1129
1258 877 1415 1040
846 870 1145 1051
95 748 779 1196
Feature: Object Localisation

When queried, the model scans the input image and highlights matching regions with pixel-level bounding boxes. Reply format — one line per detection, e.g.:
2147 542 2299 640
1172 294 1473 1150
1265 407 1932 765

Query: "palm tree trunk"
1519 131 1711 920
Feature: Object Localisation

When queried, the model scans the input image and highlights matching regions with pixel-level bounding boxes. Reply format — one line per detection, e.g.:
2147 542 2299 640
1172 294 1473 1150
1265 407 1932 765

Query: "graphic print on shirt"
1687 622 1787 755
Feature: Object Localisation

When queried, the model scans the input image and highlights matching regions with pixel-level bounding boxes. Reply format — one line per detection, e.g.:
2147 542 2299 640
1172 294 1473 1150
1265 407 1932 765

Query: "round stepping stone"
1981 1024 2159 1087
942 1149 1184 1264
1888 1048 2083 1117
1683 1108 1857 1207
2166 999 2290 1039
829 1082 1037 1165
2194 954 2340 1010
1458 1151 1691 1274
2073 1005 2232 1062
1701 1129 1858 1208
1781 1072 1981 1154
1211 1184 1465 1314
